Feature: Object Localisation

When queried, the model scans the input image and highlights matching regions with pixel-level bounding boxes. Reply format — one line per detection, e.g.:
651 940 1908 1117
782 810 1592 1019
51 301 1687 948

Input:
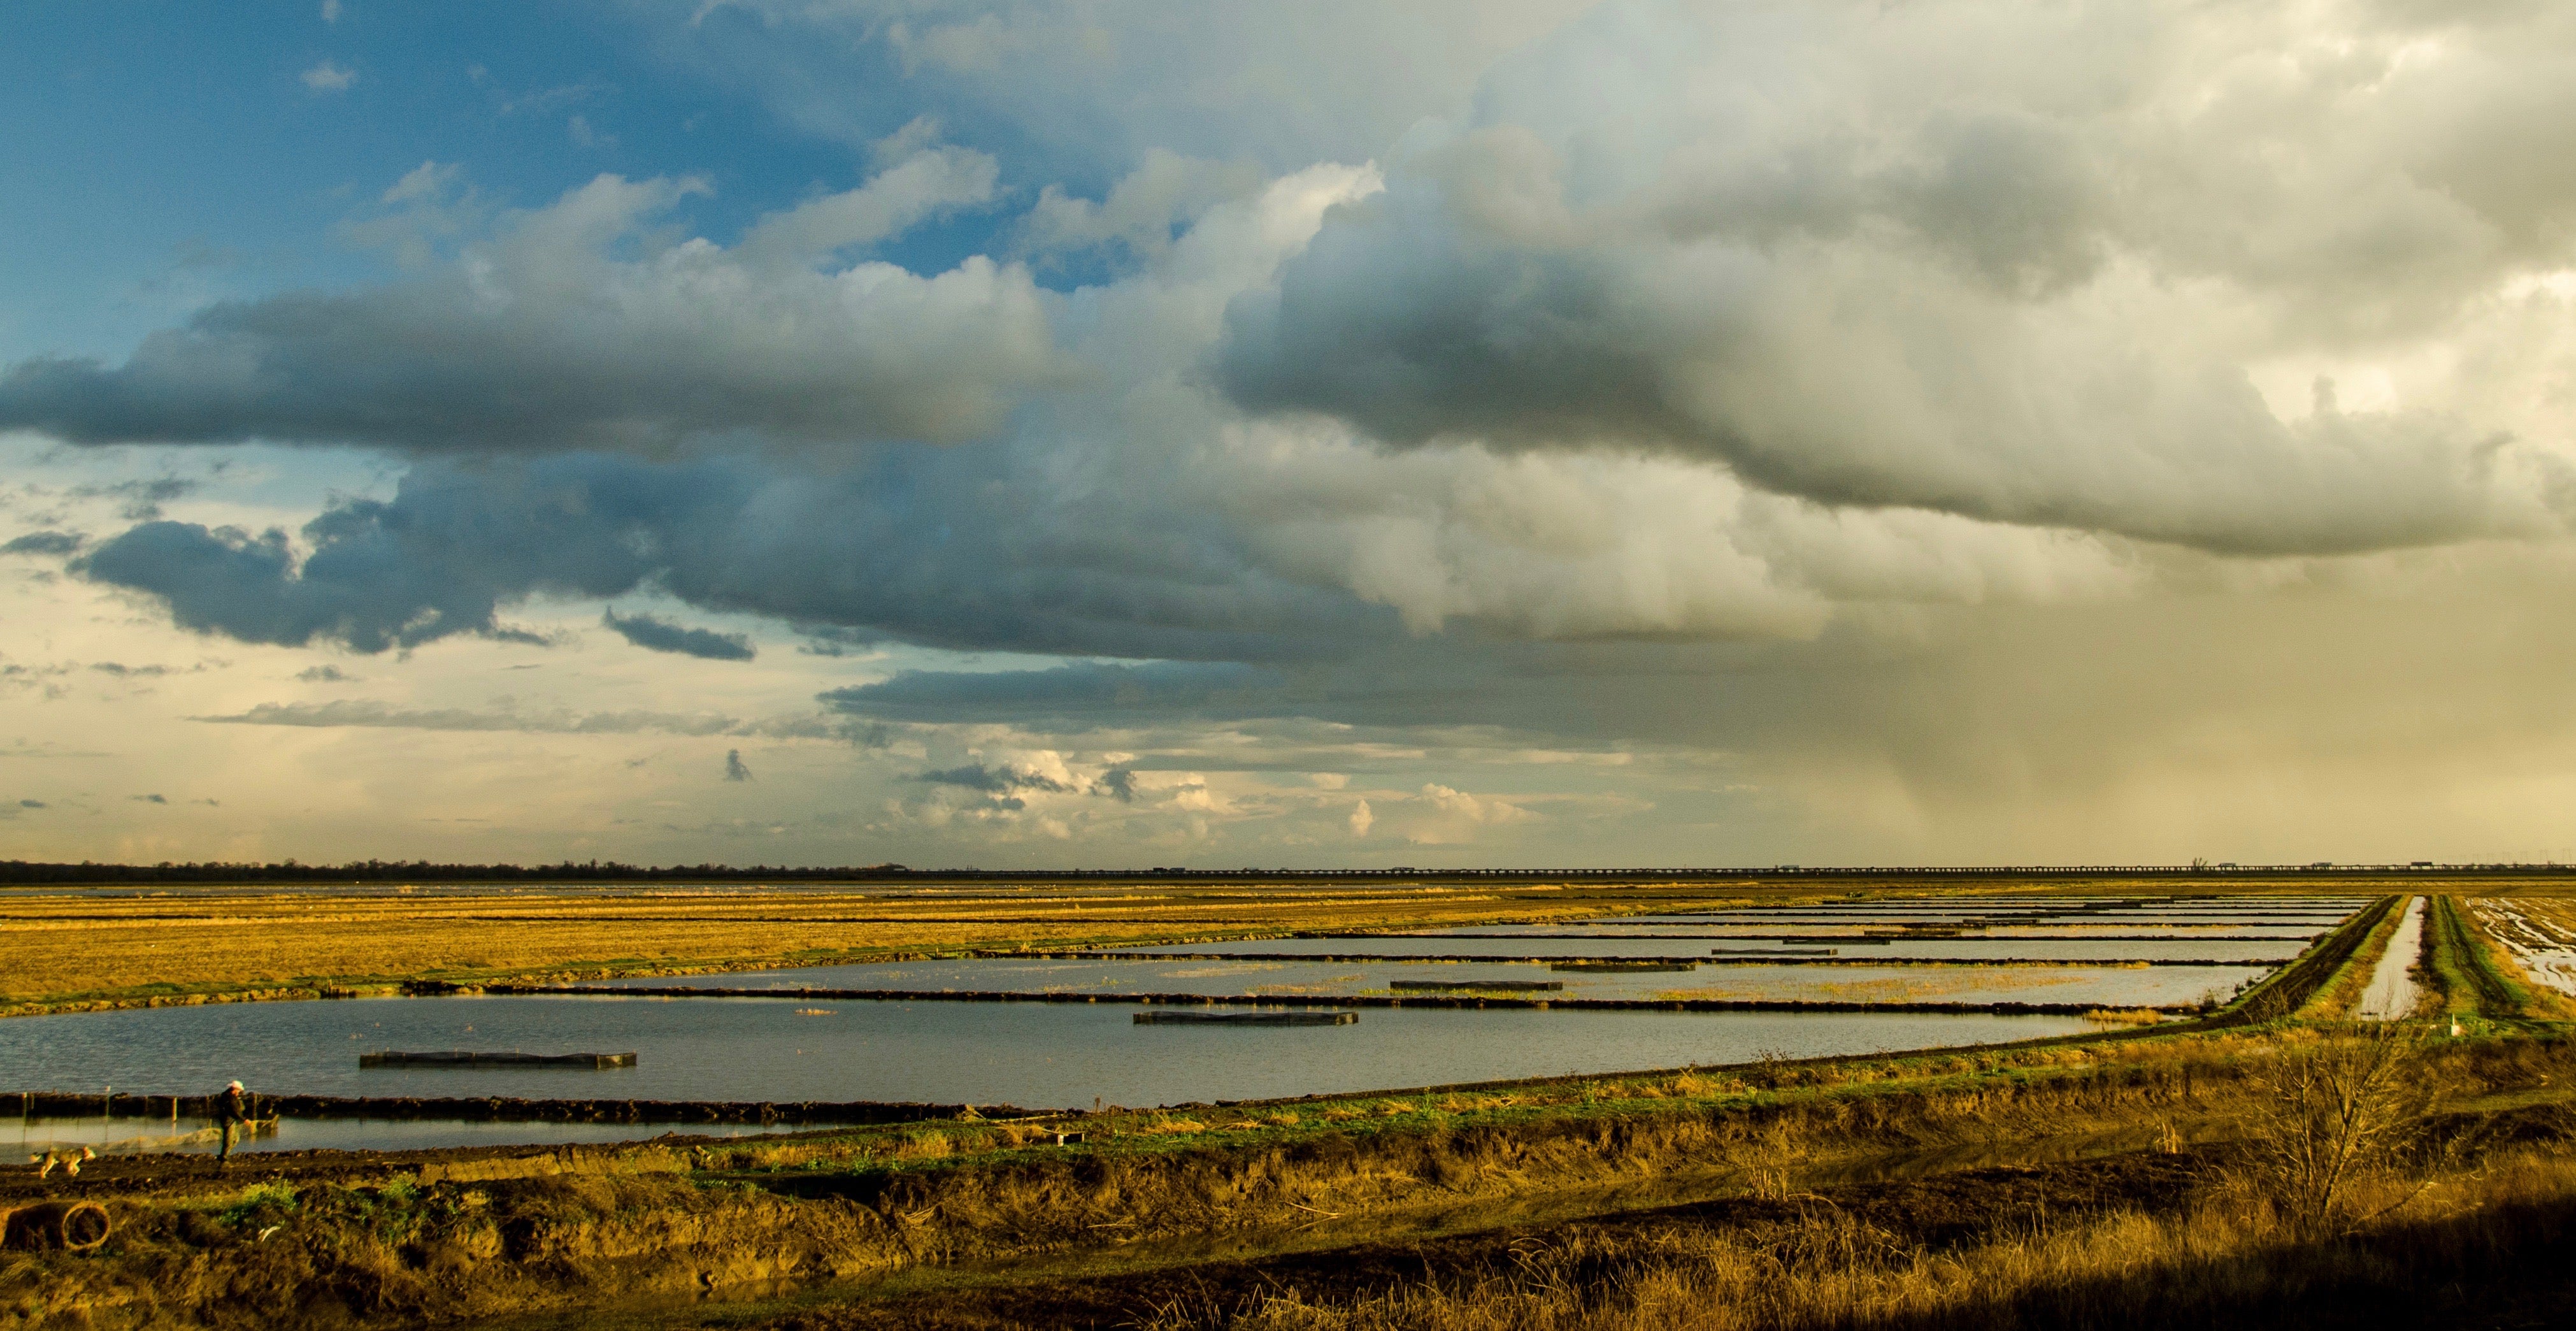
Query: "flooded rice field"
0 893 2367 1151
1101 937 2305 963
0 994 2089 1114
1099 895 2364 968
612 955 2268 1009
2471 898 2576 998
1405 896 2357 939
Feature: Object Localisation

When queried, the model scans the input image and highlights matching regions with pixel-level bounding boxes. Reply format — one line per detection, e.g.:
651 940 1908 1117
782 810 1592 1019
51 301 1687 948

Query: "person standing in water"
213 1079 249 1167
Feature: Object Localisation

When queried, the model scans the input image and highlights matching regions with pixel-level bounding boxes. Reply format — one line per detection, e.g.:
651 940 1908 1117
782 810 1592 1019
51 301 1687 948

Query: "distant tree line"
0 859 912 885
1 859 2570 886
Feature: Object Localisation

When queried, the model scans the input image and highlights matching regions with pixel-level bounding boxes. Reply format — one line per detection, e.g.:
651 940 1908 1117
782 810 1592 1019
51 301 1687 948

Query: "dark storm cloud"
794 624 884 657
1 531 85 556
912 761 1077 795
69 477 199 521
822 661 1284 724
0 168 1051 453
1219 196 1694 450
602 608 757 661
66 450 1392 660
190 698 871 740
71 517 520 652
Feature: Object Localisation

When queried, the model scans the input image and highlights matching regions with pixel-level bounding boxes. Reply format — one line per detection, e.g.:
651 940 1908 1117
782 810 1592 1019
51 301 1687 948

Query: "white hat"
227 1079 244 1090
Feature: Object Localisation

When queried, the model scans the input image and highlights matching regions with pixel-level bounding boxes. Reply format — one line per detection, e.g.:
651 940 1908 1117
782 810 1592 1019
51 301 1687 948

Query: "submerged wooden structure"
1132 1011 1357 1026
360 1051 637 1068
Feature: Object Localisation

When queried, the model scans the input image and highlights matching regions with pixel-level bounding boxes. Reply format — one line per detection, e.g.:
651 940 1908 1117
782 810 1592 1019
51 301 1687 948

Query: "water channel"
2356 897 2426 1020
0 994 2090 1123
599 956 2266 1008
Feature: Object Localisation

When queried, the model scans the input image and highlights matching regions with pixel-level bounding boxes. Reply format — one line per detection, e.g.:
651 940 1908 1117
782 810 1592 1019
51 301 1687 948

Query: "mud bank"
3 1091 1054 1127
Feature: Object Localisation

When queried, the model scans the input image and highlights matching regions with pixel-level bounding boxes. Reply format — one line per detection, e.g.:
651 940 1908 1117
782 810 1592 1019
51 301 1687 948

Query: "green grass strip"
2213 893 2400 1026
2298 893 2412 1021
2428 895 2528 1019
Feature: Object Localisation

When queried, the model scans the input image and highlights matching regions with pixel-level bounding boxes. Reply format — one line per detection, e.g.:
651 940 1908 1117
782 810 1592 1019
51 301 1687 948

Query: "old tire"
5 1200 112 1251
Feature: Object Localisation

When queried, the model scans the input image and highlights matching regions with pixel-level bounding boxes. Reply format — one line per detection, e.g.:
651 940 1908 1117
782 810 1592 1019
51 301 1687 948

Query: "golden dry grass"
1649 968 2110 1004
1145 1033 2576 1331
1179 1151 2576 1331
0 882 1620 1012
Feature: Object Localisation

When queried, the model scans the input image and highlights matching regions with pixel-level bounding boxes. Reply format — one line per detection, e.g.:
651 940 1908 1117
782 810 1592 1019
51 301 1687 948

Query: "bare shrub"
2235 1027 2431 1239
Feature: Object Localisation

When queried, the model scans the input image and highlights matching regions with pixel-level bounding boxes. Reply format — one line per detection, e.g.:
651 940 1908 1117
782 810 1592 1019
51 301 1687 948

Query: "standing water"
2356 897 2426 1021
0 993 2091 1109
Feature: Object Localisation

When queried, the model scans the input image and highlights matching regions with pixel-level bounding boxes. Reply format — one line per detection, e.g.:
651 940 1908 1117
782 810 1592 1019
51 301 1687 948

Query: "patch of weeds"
218 1181 299 1228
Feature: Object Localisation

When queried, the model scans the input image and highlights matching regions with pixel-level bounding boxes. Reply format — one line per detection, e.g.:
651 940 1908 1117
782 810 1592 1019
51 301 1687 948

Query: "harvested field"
0 882 1631 1017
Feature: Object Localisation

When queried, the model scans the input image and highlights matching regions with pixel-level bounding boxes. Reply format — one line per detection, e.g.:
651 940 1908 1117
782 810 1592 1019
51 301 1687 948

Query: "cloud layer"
1220 0 2576 556
0 156 1053 452
11 0 2576 865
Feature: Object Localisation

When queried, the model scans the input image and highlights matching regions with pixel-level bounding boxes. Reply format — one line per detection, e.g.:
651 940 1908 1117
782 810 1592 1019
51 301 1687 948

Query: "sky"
7 0 2576 869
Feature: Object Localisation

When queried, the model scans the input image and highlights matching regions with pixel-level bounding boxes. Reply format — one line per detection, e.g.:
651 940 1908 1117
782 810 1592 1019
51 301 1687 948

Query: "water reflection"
0 995 2087 1109
594 956 2266 1008
1103 937 2301 963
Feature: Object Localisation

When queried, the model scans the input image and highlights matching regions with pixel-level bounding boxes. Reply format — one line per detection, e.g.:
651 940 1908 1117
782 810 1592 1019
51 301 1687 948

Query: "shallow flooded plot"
0 994 2087 1109
1431 923 2327 940
591 956 2264 1008
1103 894 2365 966
1456 898 2358 940
2470 899 2576 999
1103 936 2302 963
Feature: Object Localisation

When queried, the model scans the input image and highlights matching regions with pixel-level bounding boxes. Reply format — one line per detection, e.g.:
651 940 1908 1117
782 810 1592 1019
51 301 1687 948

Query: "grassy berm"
5 1025 2575 1330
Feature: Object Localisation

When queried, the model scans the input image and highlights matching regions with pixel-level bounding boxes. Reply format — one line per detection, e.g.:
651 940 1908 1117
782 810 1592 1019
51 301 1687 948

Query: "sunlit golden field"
0 880 1624 1013
1648 967 2149 1004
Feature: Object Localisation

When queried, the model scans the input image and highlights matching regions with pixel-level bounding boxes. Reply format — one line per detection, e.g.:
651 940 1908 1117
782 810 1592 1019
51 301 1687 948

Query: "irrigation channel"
2356 896 2428 1019
2 895 2367 1155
